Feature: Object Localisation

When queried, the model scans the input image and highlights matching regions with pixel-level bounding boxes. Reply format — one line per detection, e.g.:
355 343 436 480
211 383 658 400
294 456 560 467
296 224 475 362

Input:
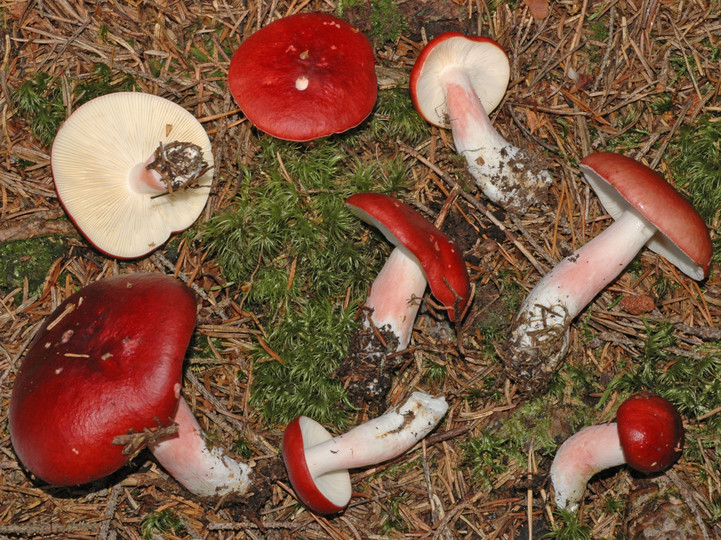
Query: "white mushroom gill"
51 92 213 259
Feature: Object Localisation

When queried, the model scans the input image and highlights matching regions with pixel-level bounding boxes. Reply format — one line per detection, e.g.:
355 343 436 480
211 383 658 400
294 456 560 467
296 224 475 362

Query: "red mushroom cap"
616 392 684 474
346 193 471 320
282 416 350 515
228 13 377 141
580 152 712 280
9 273 197 486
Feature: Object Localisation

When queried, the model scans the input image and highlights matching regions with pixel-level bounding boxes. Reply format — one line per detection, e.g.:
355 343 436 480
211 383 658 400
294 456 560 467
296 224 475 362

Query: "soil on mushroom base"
334 320 402 415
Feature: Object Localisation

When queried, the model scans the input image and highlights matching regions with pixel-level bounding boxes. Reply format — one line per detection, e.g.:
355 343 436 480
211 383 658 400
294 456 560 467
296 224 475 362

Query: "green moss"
668 115 721 264
338 0 408 43
13 64 137 146
367 88 430 145
378 492 411 534
542 509 592 540
602 321 721 425
0 237 67 295
140 509 184 539
202 137 411 427
461 431 521 490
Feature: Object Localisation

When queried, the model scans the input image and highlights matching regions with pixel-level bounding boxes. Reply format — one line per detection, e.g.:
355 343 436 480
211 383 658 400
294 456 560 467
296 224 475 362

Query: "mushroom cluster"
9 8 716 531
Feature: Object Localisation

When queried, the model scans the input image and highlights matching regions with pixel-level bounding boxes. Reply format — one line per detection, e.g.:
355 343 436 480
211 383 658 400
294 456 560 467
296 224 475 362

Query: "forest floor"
1 0 721 538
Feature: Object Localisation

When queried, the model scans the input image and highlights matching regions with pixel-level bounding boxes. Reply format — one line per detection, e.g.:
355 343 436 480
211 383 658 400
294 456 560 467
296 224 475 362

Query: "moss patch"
0 237 67 295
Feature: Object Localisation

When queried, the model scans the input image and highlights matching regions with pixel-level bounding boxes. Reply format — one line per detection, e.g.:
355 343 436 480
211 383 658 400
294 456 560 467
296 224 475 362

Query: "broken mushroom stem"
130 141 212 197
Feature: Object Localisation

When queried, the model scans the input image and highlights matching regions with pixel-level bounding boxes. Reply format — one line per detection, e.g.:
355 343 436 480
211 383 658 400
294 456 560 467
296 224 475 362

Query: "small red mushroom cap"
580 152 712 280
9 273 197 486
346 193 471 320
282 416 350 515
617 392 684 474
228 13 377 141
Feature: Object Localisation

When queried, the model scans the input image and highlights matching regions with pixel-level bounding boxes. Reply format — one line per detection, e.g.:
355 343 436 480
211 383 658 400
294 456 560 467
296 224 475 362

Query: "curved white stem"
149 397 252 497
441 66 551 213
304 392 448 477
365 246 428 351
550 423 625 512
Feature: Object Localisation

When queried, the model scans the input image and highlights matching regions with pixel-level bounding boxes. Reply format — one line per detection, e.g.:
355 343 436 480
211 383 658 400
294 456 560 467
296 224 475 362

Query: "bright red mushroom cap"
282 416 350 515
580 152 712 280
228 13 378 142
346 193 471 320
9 273 197 486
617 392 684 474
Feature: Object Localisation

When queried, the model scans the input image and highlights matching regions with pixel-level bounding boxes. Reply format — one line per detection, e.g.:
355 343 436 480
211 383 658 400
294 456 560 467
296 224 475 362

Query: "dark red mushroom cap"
228 13 377 141
282 416 350 515
617 392 684 474
346 193 471 320
580 152 712 281
9 273 197 486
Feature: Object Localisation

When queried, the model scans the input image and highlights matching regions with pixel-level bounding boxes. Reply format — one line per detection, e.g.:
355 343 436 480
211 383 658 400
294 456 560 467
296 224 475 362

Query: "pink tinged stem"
149 397 252 497
512 211 656 349
441 66 552 213
550 423 625 512
303 392 448 477
365 246 428 351
127 157 167 194
442 67 507 153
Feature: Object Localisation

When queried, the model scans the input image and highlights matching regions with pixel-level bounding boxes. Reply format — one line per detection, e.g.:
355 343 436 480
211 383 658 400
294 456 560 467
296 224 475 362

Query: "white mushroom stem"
550 423 625 512
304 392 448 477
442 66 551 213
149 397 253 498
364 246 428 351
508 209 656 362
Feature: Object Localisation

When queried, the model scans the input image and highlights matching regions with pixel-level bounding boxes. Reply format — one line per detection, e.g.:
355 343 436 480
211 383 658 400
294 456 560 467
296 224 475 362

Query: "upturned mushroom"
228 12 377 141
550 392 684 512
410 32 551 214
9 273 251 497
282 391 448 514
502 152 712 395
51 92 213 259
